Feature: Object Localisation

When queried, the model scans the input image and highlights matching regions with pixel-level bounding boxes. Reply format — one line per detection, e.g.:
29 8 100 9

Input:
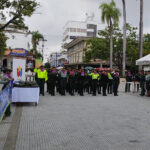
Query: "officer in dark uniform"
47 67 57 96
68 68 75 96
78 69 85 96
113 70 120 96
138 70 145 96
100 71 108 96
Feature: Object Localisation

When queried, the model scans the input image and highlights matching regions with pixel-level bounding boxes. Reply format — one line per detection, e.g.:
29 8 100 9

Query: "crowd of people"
34 66 120 96
125 70 150 96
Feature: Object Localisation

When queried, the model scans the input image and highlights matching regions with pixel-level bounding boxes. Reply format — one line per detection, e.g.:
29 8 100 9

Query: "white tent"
136 54 150 65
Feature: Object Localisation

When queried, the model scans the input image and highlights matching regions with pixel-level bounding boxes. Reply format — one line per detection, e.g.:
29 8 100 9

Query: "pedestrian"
107 69 113 94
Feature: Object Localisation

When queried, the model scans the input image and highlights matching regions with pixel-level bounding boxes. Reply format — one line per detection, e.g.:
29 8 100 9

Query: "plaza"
0 90 150 150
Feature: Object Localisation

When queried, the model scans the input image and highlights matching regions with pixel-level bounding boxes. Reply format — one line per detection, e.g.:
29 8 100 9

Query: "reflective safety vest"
92 73 99 80
37 69 48 81
108 73 113 80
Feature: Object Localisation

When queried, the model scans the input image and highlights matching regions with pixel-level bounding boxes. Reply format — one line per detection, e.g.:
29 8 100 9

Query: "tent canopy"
136 54 150 65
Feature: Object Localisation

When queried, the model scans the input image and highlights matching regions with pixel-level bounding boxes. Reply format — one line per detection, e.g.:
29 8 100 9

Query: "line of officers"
34 65 120 96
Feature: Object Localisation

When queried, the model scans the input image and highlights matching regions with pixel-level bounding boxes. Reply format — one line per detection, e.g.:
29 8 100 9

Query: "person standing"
68 68 75 96
37 65 48 96
91 70 99 96
138 70 145 96
100 71 108 96
59 67 67 96
78 69 85 96
107 70 113 94
113 70 120 96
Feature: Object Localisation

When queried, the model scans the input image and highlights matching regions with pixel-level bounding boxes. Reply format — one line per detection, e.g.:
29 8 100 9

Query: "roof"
136 54 150 65
64 37 91 49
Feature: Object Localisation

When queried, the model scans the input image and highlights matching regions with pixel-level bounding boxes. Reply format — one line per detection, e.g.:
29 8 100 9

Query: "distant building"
64 37 109 68
49 52 61 67
0 14 31 50
62 13 103 48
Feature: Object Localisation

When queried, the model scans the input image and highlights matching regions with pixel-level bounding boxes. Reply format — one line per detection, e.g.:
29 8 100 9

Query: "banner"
35 59 43 68
13 58 26 81
0 85 11 122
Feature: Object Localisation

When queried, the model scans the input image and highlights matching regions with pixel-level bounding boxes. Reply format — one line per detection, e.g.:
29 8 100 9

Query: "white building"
62 13 103 48
0 15 31 50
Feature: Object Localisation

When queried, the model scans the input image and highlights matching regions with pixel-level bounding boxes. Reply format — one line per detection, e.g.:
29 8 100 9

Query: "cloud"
24 0 150 60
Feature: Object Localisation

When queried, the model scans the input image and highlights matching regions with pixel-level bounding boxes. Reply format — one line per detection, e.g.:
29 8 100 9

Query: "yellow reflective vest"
108 73 113 80
92 73 99 80
37 69 48 81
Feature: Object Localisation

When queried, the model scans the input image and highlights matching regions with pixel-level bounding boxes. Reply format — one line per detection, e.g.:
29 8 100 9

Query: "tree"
122 0 127 76
0 32 7 57
99 0 121 70
0 0 38 31
83 24 150 71
31 31 44 59
139 0 144 70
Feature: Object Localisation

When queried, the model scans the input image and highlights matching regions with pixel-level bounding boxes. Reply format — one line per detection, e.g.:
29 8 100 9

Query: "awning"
136 54 150 65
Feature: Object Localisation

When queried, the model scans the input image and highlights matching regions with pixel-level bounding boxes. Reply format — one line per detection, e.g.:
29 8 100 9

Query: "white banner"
13 58 26 81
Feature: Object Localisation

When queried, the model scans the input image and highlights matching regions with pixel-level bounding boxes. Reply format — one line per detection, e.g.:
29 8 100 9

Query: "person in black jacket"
138 70 145 96
78 69 85 96
113 70 120 96
100 71 108 96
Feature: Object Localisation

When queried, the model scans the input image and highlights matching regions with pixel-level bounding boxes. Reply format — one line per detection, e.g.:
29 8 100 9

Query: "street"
1 90 150 150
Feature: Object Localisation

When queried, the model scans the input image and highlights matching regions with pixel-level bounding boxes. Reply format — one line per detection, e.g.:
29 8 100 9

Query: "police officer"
101 71 108 96
37 65 48 96
59 67 67 96
107 70 113 94
68 68 75 96
113 70 120 96
91 70 99 96
47 67 57 96
78 69 85 96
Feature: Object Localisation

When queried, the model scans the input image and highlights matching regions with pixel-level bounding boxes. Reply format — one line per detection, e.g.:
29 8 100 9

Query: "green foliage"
0 32 7 57
0 0 38 31
30 31 44 59
83 24 150 70
99 0 121 26
44 62 51 68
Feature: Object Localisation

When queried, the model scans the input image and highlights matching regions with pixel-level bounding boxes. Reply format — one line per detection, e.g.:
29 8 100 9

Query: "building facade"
62 14 102 48
64 37 89 65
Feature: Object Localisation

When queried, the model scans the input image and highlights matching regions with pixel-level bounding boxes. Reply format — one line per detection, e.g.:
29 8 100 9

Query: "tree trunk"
139 0 143 70
109 18 113 70
122 0 127 76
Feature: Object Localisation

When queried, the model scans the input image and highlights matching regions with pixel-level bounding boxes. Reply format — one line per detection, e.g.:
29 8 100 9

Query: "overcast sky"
25 0 150 58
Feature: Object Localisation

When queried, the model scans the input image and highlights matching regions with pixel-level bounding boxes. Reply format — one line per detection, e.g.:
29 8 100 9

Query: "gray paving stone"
14 90 150 150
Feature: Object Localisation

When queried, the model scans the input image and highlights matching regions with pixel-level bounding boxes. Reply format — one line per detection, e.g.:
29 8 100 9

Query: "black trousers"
102 84 107 96
69 78 75 95
38 79 45 95
107 79 113 94
92 79 98 95
48 81 55 95
78 80 84 95
113 83 119 95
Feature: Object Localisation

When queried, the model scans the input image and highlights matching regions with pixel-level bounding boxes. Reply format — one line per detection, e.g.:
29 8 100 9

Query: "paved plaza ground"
1 88 150 150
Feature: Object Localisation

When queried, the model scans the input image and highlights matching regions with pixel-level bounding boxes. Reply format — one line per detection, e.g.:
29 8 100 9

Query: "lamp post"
42 39 47 61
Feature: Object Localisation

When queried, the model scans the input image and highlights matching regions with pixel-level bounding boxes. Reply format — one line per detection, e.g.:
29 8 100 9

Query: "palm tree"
122 0 127 76
31 31 44 56
100 0 121 70
139 0 143 70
